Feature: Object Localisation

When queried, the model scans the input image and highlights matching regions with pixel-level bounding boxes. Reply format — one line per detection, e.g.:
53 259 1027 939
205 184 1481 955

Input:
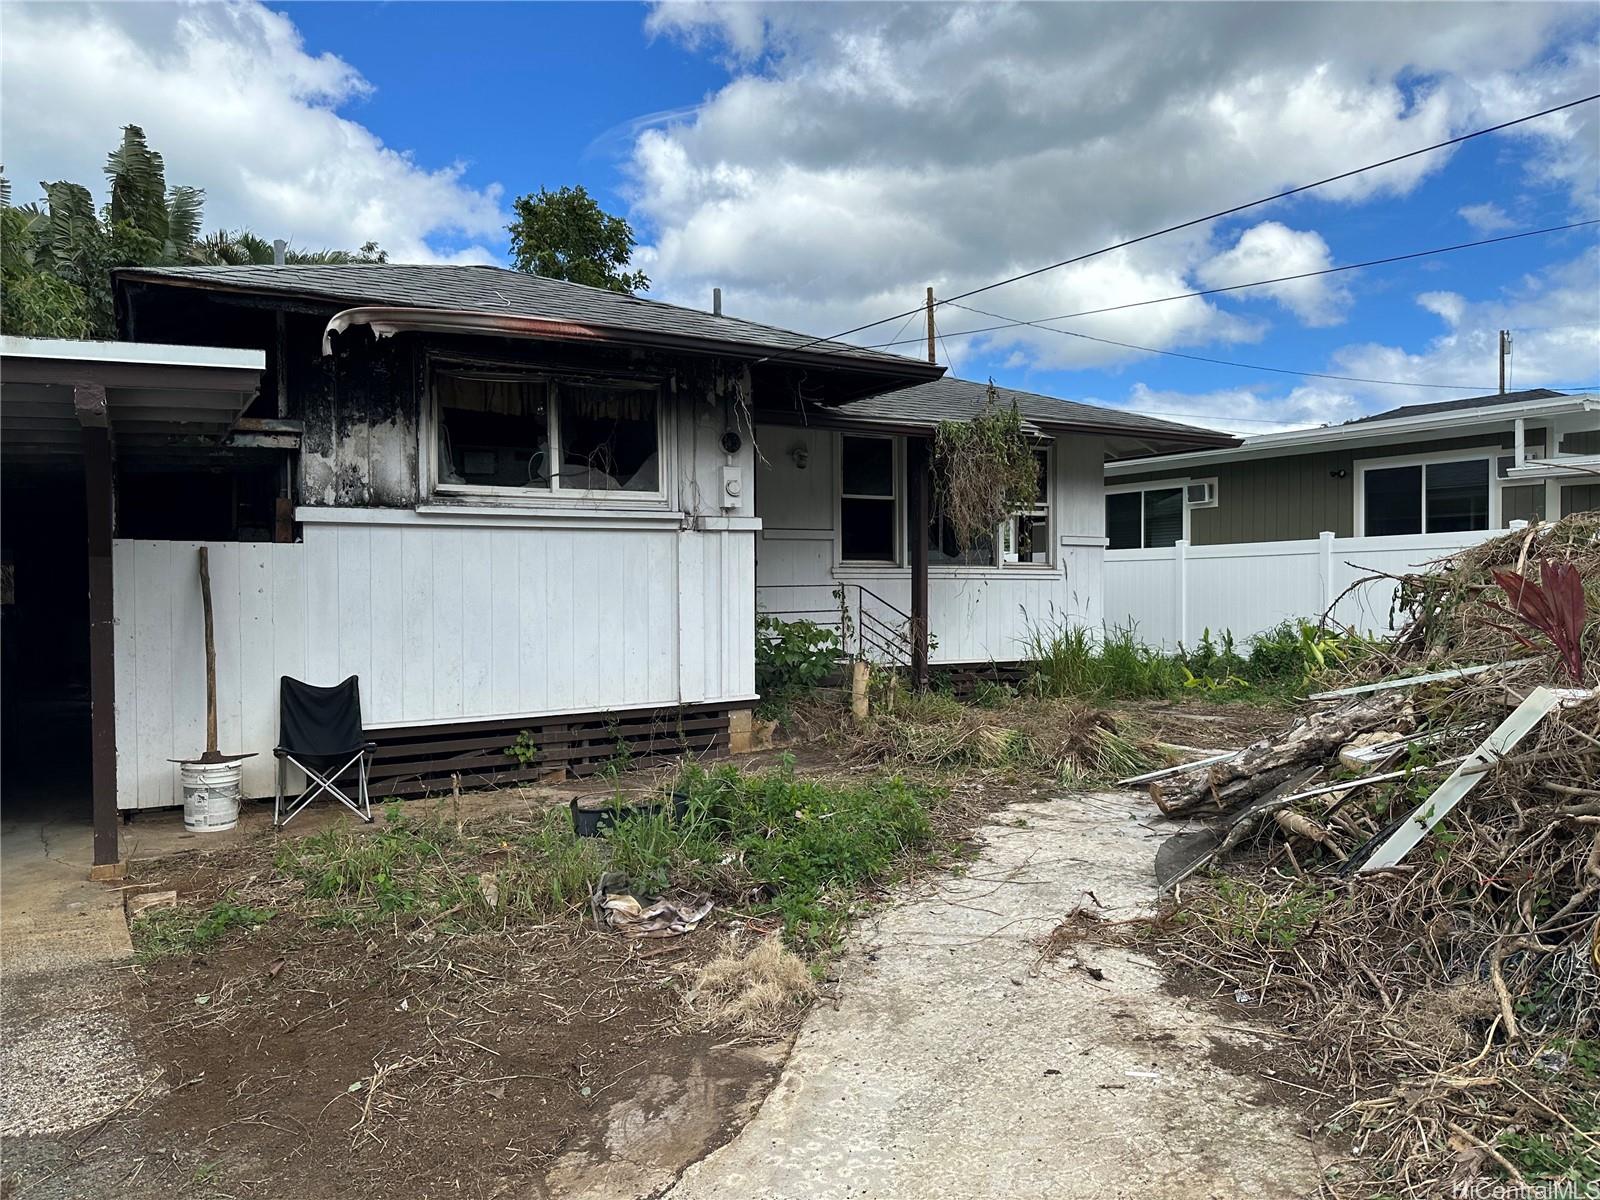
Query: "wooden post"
850 660 871 722
926 287 936 365
76 384 119 870
909 437 930 690
198 547 219 759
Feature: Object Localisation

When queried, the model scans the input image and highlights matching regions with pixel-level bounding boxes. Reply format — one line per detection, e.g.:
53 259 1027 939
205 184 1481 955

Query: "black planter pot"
570 791 690 838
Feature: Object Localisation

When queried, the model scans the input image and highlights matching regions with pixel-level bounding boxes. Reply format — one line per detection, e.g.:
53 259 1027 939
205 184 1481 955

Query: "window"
1004 450 1052 564
840 436 897 562
433 367 660 497
1361 457 1490 536
1106 485 1184 549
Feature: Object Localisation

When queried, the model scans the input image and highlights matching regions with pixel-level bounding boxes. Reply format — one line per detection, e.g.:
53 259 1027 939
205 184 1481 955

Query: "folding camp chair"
274 675 376 827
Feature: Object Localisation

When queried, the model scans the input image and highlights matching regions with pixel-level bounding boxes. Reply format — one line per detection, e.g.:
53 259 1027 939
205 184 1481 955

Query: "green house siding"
1113 430 1533 546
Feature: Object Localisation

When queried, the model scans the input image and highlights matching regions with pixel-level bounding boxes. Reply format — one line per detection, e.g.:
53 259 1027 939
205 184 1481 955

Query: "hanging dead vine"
931 383 1037 551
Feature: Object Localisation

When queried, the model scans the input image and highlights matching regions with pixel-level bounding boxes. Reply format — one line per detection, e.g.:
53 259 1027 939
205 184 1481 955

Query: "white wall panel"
114 520 754 808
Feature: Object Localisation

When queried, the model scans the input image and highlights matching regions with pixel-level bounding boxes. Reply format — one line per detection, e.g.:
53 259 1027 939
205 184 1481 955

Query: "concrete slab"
663 792 1322 1200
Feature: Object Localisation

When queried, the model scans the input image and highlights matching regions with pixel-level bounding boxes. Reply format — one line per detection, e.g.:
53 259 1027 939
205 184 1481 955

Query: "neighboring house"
1104 389 1600 548
754 377 1235 665
1100 389 1600 651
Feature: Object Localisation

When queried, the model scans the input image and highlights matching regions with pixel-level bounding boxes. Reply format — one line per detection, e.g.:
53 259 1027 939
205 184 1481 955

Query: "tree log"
1152 692 1413 816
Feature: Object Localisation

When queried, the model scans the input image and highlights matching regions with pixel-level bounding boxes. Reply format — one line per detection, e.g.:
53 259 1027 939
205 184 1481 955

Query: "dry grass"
686 932 816 1036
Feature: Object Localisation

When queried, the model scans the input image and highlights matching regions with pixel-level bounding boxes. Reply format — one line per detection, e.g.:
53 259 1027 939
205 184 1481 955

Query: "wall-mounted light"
1329 468 1348 479
790 443 809 469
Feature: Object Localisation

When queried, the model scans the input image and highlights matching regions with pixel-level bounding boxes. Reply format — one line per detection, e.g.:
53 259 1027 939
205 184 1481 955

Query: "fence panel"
1106 529 1496 649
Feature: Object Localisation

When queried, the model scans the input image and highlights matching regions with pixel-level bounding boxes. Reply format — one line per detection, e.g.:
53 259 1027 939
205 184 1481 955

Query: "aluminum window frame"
1104 477 1192 549
1353 446 1507 536
422 355 672 510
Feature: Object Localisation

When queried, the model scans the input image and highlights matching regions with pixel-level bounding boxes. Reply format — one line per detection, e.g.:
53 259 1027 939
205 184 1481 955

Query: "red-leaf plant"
1482 558 1589 684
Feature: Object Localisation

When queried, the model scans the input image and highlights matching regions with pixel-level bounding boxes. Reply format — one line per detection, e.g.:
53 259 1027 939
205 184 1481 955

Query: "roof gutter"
1106 396 1599 476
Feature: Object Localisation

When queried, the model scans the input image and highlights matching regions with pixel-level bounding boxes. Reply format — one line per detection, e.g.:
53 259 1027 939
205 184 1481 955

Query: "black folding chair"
274 675 376 827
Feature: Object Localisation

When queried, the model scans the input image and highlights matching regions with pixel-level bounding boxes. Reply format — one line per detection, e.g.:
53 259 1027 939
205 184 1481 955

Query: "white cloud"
1458 202 1518 234
0 2 507 263
1332 249 1600 403
1197 222 1349 327
630 1 1598 379
1097 382 1362 436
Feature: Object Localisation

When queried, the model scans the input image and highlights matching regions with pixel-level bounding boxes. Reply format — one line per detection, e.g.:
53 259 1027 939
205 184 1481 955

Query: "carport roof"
0 336 265 468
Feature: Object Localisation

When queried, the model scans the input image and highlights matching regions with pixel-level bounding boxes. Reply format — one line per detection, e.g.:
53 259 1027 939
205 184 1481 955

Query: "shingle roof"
832 376 1238 447
1347 388 1568 424
115 263 939 377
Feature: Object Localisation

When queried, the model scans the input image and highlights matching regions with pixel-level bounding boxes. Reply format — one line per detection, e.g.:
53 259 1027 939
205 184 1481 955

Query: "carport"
0 337 267 868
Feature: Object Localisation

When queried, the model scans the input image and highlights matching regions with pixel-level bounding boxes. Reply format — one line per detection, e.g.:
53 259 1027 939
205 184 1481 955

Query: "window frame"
835 433 903 566
999 444 1055 568
422 355 673 510
1104 477 1194 549
1353 446 1507 537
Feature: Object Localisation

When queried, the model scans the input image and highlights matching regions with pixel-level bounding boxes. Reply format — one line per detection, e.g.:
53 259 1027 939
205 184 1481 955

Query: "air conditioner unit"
1185 480 1217 508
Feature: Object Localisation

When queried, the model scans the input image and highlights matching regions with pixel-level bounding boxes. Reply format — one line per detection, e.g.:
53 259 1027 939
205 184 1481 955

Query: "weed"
756 614 841 720
133 896 274 963
508 729 540 768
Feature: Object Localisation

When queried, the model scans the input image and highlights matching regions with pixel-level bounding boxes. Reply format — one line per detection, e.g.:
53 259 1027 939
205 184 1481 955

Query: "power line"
864 219 1600 349
756 92 1600 362
945 299 1497 390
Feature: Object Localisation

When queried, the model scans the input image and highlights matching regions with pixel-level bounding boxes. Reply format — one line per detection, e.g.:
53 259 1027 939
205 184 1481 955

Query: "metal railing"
757 582 913 668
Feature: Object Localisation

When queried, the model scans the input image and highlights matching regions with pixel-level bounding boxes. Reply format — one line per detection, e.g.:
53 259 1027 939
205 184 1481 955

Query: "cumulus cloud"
631 1 1598 378
1332 249 1600 404
1459 202 1518 234
1197 222 1349 326
0 1 507 263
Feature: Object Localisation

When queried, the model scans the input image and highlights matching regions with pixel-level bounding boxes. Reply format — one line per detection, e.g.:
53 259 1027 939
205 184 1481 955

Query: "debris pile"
1129 515 1599 1196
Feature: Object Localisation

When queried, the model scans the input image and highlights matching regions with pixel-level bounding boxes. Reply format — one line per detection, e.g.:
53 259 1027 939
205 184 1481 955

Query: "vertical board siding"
1105 530 1493 650
114 524 754 808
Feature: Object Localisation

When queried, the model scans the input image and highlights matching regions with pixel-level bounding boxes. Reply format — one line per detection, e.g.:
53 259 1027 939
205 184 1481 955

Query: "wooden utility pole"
926 286 936 365
1499 329 1511 395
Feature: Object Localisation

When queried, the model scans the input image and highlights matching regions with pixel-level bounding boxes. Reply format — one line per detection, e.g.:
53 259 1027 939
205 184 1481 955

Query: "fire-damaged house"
0 263 1230 866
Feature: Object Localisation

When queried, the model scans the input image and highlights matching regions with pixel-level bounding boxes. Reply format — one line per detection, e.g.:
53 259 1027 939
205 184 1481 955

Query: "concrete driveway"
663 792 1322 1200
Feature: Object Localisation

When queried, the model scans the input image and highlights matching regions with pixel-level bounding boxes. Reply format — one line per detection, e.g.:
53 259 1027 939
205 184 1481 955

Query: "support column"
76 384 119 871
909 437 930 689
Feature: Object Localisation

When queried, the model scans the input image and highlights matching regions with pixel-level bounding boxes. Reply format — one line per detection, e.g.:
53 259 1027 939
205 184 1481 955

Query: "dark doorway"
1 469 92 819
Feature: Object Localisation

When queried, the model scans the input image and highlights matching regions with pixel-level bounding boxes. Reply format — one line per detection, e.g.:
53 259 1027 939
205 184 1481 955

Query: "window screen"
840 437 896 562
1424 459 1489 533
436 373 551 489
1501 483 1546 525
1106 492 1141 550
1363 465 1422 536
1143 488 1184 548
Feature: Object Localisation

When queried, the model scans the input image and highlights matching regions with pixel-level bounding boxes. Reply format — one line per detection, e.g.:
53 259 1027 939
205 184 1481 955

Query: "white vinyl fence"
1104 529 1496 650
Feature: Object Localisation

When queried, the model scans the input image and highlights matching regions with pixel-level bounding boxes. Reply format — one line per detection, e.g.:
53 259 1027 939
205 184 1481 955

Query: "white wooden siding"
1104 529 1494 650
113 521 755 809
753 425 1107 664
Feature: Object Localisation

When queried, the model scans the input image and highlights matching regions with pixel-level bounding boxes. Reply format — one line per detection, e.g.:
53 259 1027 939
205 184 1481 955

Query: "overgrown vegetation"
1019 615 1364 702
269 761 938 952
931 383 1038 552
755 614 841 720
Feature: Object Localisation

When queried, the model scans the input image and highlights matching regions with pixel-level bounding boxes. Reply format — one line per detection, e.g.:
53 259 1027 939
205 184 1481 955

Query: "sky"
2 0 1597 434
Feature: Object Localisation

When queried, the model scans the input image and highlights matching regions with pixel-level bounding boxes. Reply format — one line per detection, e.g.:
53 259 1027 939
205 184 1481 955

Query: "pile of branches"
1135 515 1600 1196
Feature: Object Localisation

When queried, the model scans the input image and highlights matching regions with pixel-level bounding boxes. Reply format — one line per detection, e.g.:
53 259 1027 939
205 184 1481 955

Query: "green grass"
1018 615 1367 704
132 896 275 963
271 763 940 951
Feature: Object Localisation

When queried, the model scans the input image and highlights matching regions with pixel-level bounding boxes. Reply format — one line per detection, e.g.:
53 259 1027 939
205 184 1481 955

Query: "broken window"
1004 450 1052 564
433 368 660 497
840 435 897 563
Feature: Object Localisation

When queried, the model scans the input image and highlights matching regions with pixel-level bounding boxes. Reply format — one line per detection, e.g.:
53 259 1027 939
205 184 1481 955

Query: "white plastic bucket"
181 761 242 832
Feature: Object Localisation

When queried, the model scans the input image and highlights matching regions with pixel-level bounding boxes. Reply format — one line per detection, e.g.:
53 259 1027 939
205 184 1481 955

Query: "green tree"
506 184 649 294
2 124 387 339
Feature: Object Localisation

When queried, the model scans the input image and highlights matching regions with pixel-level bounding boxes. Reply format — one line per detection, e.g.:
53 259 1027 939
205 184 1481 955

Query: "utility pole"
926 286 936 365
1498 329 1511 396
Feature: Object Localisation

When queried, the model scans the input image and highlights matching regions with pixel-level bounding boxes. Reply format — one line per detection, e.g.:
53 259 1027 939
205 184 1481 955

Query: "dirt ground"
0 831 785 1200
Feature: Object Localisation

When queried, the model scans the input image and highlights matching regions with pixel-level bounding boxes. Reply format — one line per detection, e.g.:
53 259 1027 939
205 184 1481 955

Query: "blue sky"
3 1 1597 431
